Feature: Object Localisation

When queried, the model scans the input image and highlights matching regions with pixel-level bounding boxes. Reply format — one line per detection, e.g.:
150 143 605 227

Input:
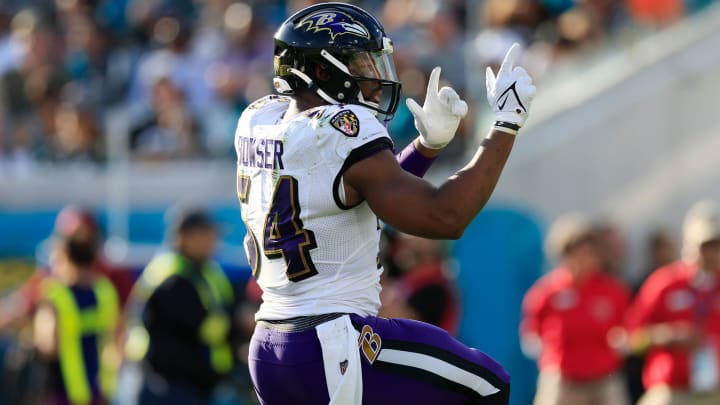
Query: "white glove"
406 67 468 150
486 43 536 134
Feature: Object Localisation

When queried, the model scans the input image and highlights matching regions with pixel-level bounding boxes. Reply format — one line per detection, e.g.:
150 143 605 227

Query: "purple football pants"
249 314 510 405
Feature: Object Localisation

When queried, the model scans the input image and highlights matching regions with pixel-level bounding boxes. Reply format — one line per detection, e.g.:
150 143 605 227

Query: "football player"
235 3 536 404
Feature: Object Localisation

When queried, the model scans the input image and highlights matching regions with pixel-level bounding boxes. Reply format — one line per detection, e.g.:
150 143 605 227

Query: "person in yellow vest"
33 228 121 405
121 209 235 405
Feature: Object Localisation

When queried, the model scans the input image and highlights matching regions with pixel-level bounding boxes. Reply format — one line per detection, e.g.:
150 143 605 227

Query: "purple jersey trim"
396 142 437 178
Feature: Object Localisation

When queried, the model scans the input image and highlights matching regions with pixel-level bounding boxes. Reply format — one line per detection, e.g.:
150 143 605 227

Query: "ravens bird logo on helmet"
297 11 371 40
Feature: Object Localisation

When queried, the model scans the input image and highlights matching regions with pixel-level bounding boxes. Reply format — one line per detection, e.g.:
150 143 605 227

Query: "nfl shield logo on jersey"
330 110 360 137
339 359 349 375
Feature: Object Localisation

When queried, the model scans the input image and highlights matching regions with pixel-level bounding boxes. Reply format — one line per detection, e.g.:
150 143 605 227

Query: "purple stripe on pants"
249 314 510 405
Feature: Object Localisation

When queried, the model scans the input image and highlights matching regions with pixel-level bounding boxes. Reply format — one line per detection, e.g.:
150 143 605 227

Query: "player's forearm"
429 130 515 238
359 131 513 239
418 42 532 238
366 43 532 239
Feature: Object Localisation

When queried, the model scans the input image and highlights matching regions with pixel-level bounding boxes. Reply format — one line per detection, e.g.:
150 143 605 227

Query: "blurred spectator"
0 206 132 403
553 5 603 58
202 7 275 156
129 76 203 160
0 206 132 404
120 209 236 404
0 8 69 169
57 11 127 107
33 227 121 405
471 0 547 78
624 228 679 404
378 226 404 280
128 14 216 134
379 231 461 335
634 229 680 294
0 0 712 168
0 6 24 77
36 101 106 163
521 213 631 405
413 5 466 92
627 0 684 25
0 205 133 333
625 201 720 404
593 219 629 278
403 3 470 158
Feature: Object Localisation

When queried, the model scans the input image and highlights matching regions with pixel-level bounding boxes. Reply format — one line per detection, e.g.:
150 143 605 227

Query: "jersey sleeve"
324 105 393 156
320 105 394 209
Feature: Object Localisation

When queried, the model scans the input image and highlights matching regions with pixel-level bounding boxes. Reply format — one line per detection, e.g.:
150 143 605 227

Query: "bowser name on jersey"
236 135 285 170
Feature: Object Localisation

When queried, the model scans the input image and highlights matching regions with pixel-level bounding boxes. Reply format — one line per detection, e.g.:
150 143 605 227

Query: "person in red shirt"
521 213 631 405
626 200 720 405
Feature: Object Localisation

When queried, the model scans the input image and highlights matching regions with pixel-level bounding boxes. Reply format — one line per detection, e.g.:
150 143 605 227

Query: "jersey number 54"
239 175 319 282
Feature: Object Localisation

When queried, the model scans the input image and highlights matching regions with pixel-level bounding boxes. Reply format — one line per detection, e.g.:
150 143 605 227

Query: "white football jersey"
235 95 393 320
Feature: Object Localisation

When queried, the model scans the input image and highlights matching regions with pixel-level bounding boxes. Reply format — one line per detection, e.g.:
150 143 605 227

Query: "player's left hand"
485 43 536 133
406 67 468 150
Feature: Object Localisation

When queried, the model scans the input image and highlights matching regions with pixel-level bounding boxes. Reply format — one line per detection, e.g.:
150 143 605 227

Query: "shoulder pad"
301 106 325 120
247 95 292 110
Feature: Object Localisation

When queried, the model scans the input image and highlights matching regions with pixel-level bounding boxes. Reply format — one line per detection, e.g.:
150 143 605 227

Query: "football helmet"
273 2 402 119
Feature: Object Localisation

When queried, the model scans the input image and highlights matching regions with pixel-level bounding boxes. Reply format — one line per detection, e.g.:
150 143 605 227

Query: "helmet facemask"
319 37 402 120
274 37 402 121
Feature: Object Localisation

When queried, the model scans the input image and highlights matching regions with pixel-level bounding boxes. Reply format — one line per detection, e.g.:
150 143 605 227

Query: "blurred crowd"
3 198 720 404
0 0 716 172
0 203 462 404
521 201 720 405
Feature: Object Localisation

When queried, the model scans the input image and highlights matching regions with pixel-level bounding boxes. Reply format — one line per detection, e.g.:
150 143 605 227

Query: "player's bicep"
343 149 457 238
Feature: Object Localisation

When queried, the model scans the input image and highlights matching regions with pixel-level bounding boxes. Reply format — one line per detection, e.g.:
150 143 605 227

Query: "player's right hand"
406 67 468 150
485 43 536 134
